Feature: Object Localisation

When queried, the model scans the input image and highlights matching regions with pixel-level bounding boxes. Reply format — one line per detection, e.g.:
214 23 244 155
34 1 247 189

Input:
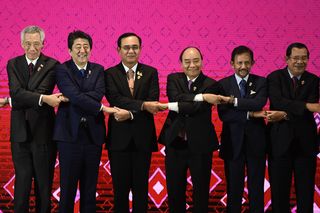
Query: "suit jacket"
105 62 159 152
53 60 106 145
217 74 267 160
158 72 220 153
267 67 319 157
7 54 58 144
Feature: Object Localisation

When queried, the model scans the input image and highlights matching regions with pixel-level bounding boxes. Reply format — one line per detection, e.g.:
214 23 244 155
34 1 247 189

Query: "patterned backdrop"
0 0 320 212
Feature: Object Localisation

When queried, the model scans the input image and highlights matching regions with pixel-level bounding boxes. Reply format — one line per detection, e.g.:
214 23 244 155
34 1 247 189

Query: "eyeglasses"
121 45 140 52
23 41 42 49
289 56 308 62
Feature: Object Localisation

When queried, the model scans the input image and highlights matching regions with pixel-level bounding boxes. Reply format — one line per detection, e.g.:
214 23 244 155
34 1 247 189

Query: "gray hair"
20 25 45 44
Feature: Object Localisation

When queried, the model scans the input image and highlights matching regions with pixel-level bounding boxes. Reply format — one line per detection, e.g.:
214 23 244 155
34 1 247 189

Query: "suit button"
185 115 189 118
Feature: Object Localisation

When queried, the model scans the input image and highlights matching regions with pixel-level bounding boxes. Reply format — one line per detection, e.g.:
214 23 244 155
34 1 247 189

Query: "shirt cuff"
39 95 43 106
194 94 203 102
129 111 134 120
234 98 238 107
100 104 104 111
168 102 179 112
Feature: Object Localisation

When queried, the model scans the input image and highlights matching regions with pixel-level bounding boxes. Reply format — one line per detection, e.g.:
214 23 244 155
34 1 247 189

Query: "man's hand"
158 103 168 111
306 103 320 112
203 94 231 105
142 101 160 114
0 97 9 107
266 110 287 122
249 110 267 118
114 107 131 122
42 93 62 107
59 95 69 102
103 106 119 114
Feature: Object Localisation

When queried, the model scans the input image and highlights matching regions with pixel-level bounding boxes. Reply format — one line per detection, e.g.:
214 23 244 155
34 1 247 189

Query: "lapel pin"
301 80 305 85
250 90 256 95
137 71 143 79
193 86 197 91
249 82 252 87
37 64 44 72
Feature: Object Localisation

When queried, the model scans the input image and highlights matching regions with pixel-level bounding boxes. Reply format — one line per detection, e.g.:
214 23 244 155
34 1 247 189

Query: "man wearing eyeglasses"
7 25 62 213
104 32 160 213
267 42 319 212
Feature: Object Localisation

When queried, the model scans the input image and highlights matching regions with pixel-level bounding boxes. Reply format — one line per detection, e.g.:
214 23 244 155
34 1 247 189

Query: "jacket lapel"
133 63 143 97
230 75 241 98
116 63 132 97
15 56 29 87
28 54 50 89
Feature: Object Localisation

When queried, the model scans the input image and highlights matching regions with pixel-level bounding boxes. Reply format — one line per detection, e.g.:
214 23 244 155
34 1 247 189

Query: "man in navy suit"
105 32 160 213
7 25 61 213
218 46 267 212
54 30 116 213
267 42 319 212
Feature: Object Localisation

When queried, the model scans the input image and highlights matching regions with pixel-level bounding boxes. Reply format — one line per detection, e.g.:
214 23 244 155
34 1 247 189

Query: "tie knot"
80 69 86 77
127 69 134 80
239 79 246 87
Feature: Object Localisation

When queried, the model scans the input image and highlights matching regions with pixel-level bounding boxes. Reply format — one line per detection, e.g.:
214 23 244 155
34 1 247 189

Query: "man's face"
22 32 43 60
231 52 254 78
117 36 141 67
69 38 91 67
286 47 308 76
181 48 202 80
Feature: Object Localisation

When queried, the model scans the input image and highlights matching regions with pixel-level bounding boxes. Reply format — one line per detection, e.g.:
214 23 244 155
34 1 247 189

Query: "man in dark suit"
158 47 226 213
267 42 319 213
53 30 117 213
7 25 61 213
105 32 160 213
217 46 267 213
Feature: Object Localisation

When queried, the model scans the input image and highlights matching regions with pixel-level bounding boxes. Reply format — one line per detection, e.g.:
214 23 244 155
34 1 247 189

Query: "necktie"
292 76 298 90
239 79 247 98
80 69 86 78
28 63 34 76
188 80 193 91
127 69 134 95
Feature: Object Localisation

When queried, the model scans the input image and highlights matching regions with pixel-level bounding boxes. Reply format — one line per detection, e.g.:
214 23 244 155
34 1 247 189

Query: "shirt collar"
25 55 39 66
287 68 301 80
234 73 249 85
75 63 88 71
186 75 199 82
122 62 138 73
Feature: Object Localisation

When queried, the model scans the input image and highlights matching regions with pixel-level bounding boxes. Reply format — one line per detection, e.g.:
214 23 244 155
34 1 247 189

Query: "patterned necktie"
28 63 34 76
127 69 134 95
239 79 247 98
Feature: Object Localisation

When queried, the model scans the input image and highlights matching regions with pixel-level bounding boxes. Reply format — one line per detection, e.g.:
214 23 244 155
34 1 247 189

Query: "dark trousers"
269 151 316 213
224 154 266 213
108 142 152 213
11 141 56 213
57 126 102 213
165 142 212 213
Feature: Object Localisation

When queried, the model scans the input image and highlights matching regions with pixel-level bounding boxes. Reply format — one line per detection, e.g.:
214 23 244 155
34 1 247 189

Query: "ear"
117 47 121 54
68 49 72 56
230 60 235 69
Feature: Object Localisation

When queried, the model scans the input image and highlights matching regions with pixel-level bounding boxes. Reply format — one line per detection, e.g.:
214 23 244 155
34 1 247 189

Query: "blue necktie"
239 79 246 98
80 69 86 78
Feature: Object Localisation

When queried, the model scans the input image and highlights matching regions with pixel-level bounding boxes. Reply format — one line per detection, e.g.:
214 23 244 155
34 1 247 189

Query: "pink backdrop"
0 0 320 212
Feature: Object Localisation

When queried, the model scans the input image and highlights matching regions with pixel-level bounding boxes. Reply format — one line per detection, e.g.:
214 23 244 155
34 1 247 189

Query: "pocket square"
250 90 256 95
